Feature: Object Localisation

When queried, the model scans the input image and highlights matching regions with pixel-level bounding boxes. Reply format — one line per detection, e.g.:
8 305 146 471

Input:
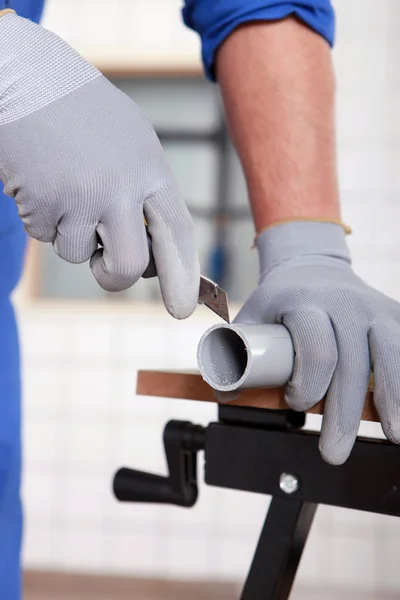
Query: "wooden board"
137 370 379 423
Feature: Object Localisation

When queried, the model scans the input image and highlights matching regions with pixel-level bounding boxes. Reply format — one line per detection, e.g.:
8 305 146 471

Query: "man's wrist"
256 221 351 277
255 217 352 240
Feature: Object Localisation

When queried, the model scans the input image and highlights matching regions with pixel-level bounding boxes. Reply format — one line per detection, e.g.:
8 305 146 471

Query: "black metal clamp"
113 405 400 600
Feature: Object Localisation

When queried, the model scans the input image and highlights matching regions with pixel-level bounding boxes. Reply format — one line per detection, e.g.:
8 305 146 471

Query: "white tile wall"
14 0 400 595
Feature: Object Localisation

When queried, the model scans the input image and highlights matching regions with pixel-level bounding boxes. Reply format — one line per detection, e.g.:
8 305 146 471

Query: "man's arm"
184 0 400 465
215 17 341 232
0 10 200 318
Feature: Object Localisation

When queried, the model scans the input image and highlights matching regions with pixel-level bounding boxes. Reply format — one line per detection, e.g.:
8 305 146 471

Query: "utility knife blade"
144 229 230 323
198 275 230 323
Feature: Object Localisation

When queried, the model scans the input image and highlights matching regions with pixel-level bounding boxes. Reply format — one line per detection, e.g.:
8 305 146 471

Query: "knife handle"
142 231 157 279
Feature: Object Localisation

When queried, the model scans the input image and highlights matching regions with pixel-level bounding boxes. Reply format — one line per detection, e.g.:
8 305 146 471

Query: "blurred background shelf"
23 571 400 600
41 0 203 73
24 571 238 600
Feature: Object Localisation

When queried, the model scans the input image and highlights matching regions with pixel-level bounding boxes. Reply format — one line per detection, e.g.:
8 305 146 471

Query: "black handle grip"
142 231 157 279
113 420 205 508
114 467 197 506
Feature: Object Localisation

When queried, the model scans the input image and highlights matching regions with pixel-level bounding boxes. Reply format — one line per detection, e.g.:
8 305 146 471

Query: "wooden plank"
137 370 379 423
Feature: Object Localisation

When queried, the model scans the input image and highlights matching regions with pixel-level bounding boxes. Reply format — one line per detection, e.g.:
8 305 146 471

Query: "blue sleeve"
182 0 335 81
1 0 44 23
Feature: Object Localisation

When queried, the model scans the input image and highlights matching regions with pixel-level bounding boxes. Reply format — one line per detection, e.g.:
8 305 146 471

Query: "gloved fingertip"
231 298 261 325
89 249 137 292
159 260 200 320
232 314 258 325
381 422 400 445
164 296 198 320
284 391 319 413
92 272 135 293
213 389 240 403
25 225 56 243
53 234 97 265
318 436 352 466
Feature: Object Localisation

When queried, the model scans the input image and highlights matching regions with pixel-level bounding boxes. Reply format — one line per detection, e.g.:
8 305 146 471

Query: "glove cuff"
0 13 100 126
256 221 351 277
0 9 16 18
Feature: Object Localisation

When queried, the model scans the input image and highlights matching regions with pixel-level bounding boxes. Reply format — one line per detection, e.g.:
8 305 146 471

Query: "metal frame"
113 405 400 600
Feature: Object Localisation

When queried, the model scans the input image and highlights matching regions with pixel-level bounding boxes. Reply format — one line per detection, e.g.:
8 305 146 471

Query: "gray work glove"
0 13 199 318
235 221 400 465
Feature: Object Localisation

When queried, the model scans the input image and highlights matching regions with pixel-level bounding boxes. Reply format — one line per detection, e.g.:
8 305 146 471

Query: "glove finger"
319 326 370 465
282 309 337 411
12 190 57 242
90 209 149 292
17 208 56 243
233 290 264 324
53 218 97 264
144 181 200 320
369 323 400 444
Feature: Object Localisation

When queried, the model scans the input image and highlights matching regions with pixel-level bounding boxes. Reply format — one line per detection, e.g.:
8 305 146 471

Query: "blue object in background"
0 2 44 599
0 196 27 600
208 242 228 288
0 292 24 600
1 0 44 23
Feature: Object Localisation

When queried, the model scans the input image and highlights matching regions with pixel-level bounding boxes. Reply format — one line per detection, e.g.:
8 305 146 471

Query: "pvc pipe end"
197 324 251 392
197 322 294 393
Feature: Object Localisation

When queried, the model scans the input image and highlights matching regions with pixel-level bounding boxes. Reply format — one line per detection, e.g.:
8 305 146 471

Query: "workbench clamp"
113 404 400 600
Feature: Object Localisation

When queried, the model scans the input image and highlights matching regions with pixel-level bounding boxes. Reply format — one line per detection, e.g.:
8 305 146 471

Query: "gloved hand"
235 221 400 465
0 12 199 318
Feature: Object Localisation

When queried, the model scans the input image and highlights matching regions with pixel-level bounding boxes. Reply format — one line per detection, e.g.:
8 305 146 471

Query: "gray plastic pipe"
197 323 294 395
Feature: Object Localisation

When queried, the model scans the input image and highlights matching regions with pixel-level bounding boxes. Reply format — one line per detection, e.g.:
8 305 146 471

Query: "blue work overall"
0 3 44 599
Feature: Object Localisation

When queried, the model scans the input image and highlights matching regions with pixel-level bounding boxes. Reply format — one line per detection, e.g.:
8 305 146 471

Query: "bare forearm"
215 17 341 232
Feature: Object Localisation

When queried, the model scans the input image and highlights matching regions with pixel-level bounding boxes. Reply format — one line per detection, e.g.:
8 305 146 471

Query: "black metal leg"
240 498 317 600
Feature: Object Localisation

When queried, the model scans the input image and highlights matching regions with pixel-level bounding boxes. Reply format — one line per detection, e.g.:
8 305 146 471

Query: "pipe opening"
198 327 248 389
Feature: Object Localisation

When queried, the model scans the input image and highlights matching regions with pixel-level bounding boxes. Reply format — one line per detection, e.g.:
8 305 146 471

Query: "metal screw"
279 473 300 494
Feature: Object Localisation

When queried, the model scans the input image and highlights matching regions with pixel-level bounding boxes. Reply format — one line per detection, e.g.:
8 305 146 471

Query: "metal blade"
198 275 230 323
145 227 230 322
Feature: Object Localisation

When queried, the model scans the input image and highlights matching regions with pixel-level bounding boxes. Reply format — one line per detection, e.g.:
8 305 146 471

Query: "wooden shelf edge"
136 370 379 423
99 66 204 79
